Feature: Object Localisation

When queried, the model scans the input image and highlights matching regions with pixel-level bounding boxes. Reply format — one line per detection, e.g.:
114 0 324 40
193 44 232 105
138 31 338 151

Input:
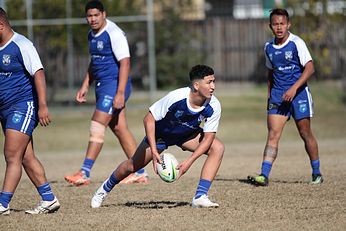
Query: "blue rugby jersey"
264 33 312 91
0 32 43 110
88 19 130 82
149 87 221 145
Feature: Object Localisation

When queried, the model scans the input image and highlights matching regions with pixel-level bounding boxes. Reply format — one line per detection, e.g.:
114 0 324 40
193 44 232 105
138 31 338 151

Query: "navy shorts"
268 87 314 120
95 78 132 114
0 100 38 136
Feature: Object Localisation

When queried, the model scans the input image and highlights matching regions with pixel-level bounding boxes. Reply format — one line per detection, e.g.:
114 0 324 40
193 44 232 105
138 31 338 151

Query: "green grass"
13 81 346 152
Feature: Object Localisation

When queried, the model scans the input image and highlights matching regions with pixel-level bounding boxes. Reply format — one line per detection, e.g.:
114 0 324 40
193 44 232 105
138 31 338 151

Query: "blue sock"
103 173 120 193
194 179 212 199
81 158 95 177
135 168 145 175
37 182 55 201
0 191 13 208
261 160 273 178
310 159 321 175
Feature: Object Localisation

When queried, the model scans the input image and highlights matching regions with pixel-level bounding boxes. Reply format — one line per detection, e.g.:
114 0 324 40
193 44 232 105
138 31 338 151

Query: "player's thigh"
267 114 287 135
108 108 128 130
91 109 112 125
4 129 30 159
295 117 313 138
180 132 204 153
131 139 153 168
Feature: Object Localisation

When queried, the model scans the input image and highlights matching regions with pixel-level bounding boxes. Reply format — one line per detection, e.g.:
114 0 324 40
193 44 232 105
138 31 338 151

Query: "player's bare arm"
76 64 94 103
177 132 216 178
267 69 273 98
283 61 315 102
113 57 130 109
34 69 51 126
143 112 161 173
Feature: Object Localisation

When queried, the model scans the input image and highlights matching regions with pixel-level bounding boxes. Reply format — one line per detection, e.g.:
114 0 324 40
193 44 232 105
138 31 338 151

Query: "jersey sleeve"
264 42 273 69
18 39 43 76
109 23 130 61
203 98 221 132
295 38 313 67
149 88 186 121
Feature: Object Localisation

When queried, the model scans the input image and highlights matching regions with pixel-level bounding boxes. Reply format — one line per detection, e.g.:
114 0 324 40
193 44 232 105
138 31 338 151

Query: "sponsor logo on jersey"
2 54 11 65
298 100 307 104
285 51 293 60
274 51 281 55
299 104 307 113
269 53 273 61
97 41 104 51
12 113 22 124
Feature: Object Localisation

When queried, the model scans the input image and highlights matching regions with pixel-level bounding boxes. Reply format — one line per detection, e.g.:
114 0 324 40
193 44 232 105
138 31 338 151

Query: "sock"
37 182 55 201
194 179 212 199
81 158 95 177
103 173 120 193
310 159 321 175
135 168 145 175
261 160 273 178
0 191 13 208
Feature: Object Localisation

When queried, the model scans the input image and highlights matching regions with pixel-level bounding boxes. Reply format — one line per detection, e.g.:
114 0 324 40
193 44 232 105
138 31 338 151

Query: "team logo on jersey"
174 110 184 118
12 113 22 124
102 95 112 108
285 51 293 60
97 41 104 51
2 54 11 65
299 104 307 113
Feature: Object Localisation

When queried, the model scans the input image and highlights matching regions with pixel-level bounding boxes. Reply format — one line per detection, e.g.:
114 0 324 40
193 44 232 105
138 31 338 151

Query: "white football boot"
191 194 219 208
25 197 60 214
91 181 108 208
0 203 10 215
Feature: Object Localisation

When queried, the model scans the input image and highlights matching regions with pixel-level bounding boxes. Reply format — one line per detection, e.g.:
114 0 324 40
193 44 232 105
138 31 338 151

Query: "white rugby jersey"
88 19 130 82
264 33 312 91
149 87 221 144
0 32 43 109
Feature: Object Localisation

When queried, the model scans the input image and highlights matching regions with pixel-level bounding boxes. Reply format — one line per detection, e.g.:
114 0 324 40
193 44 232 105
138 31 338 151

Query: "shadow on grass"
104 201 190 209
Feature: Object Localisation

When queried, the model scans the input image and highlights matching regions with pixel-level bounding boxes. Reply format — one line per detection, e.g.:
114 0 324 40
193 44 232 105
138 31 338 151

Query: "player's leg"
295 118 323 184
64 109 111 186
0 129 29 215
248 114 287 186
91 139 153 208
181 133 225 208
109 109 148 184
22 139 60 214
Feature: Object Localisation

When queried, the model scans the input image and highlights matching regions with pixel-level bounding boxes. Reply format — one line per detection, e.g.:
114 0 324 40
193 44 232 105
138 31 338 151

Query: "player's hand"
282 87 297 102
38 105 51 126
76 88 88 103
176 158 193 180
151 150 161 174
113 93 125 110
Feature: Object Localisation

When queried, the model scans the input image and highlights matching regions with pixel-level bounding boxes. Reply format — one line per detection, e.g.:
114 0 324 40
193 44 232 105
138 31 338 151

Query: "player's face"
196 75 215 99
86 9 106 32
270 15 290 44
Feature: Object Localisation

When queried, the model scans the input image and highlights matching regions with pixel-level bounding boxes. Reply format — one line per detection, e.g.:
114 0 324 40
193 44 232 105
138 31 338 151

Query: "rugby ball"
156 153 179 183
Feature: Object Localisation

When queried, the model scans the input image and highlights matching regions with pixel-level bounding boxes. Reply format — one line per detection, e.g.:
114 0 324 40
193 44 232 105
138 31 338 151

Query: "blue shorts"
143 128 203 151
268 87 314 120
0 100 38 136
95 78 132 114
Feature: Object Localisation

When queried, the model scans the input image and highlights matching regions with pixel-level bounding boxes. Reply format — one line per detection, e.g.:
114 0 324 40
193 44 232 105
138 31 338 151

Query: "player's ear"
287 21 291 30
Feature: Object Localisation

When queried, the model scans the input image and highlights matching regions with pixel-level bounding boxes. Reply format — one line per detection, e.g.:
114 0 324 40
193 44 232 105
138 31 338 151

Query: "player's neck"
0 29 14 47
189 92 205 109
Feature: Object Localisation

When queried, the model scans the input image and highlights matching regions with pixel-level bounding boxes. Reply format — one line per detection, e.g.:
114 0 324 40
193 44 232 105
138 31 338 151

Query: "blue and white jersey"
264 33 312 91
149 87 221 144
88 19 130 82
0 32 43 110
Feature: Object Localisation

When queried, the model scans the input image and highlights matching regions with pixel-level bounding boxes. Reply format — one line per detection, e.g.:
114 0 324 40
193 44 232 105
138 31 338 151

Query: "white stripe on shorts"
305 87 314 117
21 101 34 133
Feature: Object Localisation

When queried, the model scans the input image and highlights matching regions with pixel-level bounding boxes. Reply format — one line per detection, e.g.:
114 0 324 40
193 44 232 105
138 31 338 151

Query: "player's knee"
89 120 106 143
124 159 135 174
210 141 225 160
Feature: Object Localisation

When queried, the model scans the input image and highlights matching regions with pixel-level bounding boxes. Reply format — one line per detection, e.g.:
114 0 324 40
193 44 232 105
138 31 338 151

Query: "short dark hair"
189 65 214 82
0 7 9 25
85 0 104 13
269 8 289 23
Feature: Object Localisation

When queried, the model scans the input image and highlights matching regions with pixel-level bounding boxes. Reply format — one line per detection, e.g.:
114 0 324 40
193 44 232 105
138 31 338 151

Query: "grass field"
0 81 345 230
